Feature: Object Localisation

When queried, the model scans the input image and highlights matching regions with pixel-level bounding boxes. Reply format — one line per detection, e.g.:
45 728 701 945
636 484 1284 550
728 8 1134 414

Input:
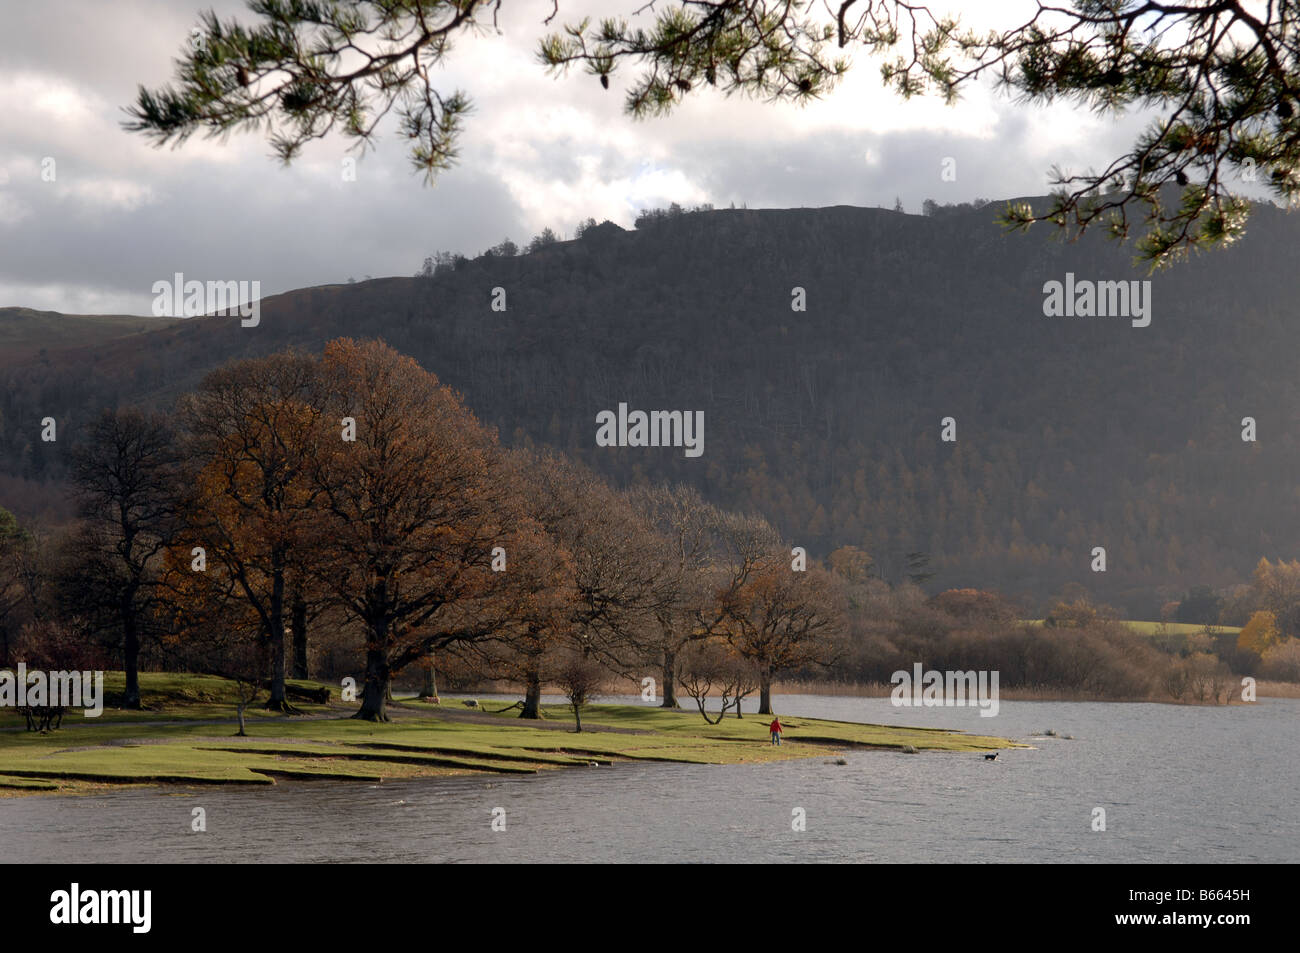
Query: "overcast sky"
0 0 1163 316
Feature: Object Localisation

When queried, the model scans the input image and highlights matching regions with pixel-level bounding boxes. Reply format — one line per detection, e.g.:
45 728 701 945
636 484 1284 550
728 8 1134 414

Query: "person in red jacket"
769 716 784 746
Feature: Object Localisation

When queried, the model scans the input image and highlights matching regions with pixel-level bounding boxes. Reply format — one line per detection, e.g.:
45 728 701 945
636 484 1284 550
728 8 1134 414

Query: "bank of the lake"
4 694 1294 863
0 673 1022 796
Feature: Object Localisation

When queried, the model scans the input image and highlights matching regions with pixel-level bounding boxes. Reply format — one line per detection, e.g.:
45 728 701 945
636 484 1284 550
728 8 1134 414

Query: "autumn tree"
368 501 558 717
930 588 1017 625
179 352 326 712
308 339 514 722
487 452 587 719
554 465 671 675
484 450 668 718
1043 597 1112 628
712 530 842 712
828 545 874 586
157 539 261 676
695 507 783 621
1260 637 1300 682
68 408 181 708
624 483 727 708
1250 557 1300 637
1237 608 1281 659
447 501 578 721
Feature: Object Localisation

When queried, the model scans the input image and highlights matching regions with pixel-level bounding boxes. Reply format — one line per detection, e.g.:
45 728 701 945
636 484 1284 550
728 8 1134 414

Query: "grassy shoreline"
0 673 1024 797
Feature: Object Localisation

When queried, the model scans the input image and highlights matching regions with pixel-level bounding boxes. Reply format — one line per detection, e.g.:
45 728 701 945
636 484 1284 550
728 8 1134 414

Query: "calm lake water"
2 695 1295 863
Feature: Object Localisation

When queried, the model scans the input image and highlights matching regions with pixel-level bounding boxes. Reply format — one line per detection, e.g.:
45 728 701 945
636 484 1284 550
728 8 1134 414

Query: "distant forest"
5 197 1300 617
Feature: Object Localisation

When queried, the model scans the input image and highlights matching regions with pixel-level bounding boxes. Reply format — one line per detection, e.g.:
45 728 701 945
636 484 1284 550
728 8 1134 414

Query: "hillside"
0 308 175 360
4 198 1300 613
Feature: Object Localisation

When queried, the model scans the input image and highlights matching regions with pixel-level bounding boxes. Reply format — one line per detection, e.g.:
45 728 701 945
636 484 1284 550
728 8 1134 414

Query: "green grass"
0 774 58 790
0 673 1024 795
1119 620 1239 636
1026 619 1240 636
64 671 340 722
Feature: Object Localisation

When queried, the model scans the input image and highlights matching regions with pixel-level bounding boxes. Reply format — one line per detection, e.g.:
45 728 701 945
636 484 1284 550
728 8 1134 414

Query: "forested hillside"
5 198 1300 614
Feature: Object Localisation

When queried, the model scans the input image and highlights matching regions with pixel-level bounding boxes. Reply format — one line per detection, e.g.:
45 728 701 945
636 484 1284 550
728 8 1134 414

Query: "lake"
2 695 1295 863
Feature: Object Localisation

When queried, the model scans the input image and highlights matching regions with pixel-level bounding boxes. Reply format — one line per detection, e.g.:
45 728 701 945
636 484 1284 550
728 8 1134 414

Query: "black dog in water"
984 752 999 761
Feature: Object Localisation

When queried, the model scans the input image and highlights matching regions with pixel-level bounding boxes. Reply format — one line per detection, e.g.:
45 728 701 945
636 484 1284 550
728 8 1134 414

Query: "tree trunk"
573 704 582 732
758 670 773 715
520 665 542 719
236 700 247 737
290 590 309 679
264 621 291 711
660 648 680 708
353 644 391 722
421 651 438 699
122 603 141 709
263 567 294 712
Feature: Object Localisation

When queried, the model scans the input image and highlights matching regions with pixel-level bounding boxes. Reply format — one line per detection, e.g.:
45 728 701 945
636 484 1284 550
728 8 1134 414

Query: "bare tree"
678 639 760 725
500 450 670 718
225 630 265 737
69 408 180 709
624 483 726 708
554 651 607 733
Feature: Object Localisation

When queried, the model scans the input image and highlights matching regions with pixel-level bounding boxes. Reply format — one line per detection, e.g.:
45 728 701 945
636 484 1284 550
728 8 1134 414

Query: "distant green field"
1122 620 1239 636
1026 619 1240 636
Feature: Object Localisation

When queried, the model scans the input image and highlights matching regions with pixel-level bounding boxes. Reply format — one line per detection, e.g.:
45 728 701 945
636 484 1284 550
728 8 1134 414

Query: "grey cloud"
0 0 1179 315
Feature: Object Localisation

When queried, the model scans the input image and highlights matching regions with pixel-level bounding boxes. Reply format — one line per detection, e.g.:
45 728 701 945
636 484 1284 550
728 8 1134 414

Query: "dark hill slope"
5 200 1300 612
